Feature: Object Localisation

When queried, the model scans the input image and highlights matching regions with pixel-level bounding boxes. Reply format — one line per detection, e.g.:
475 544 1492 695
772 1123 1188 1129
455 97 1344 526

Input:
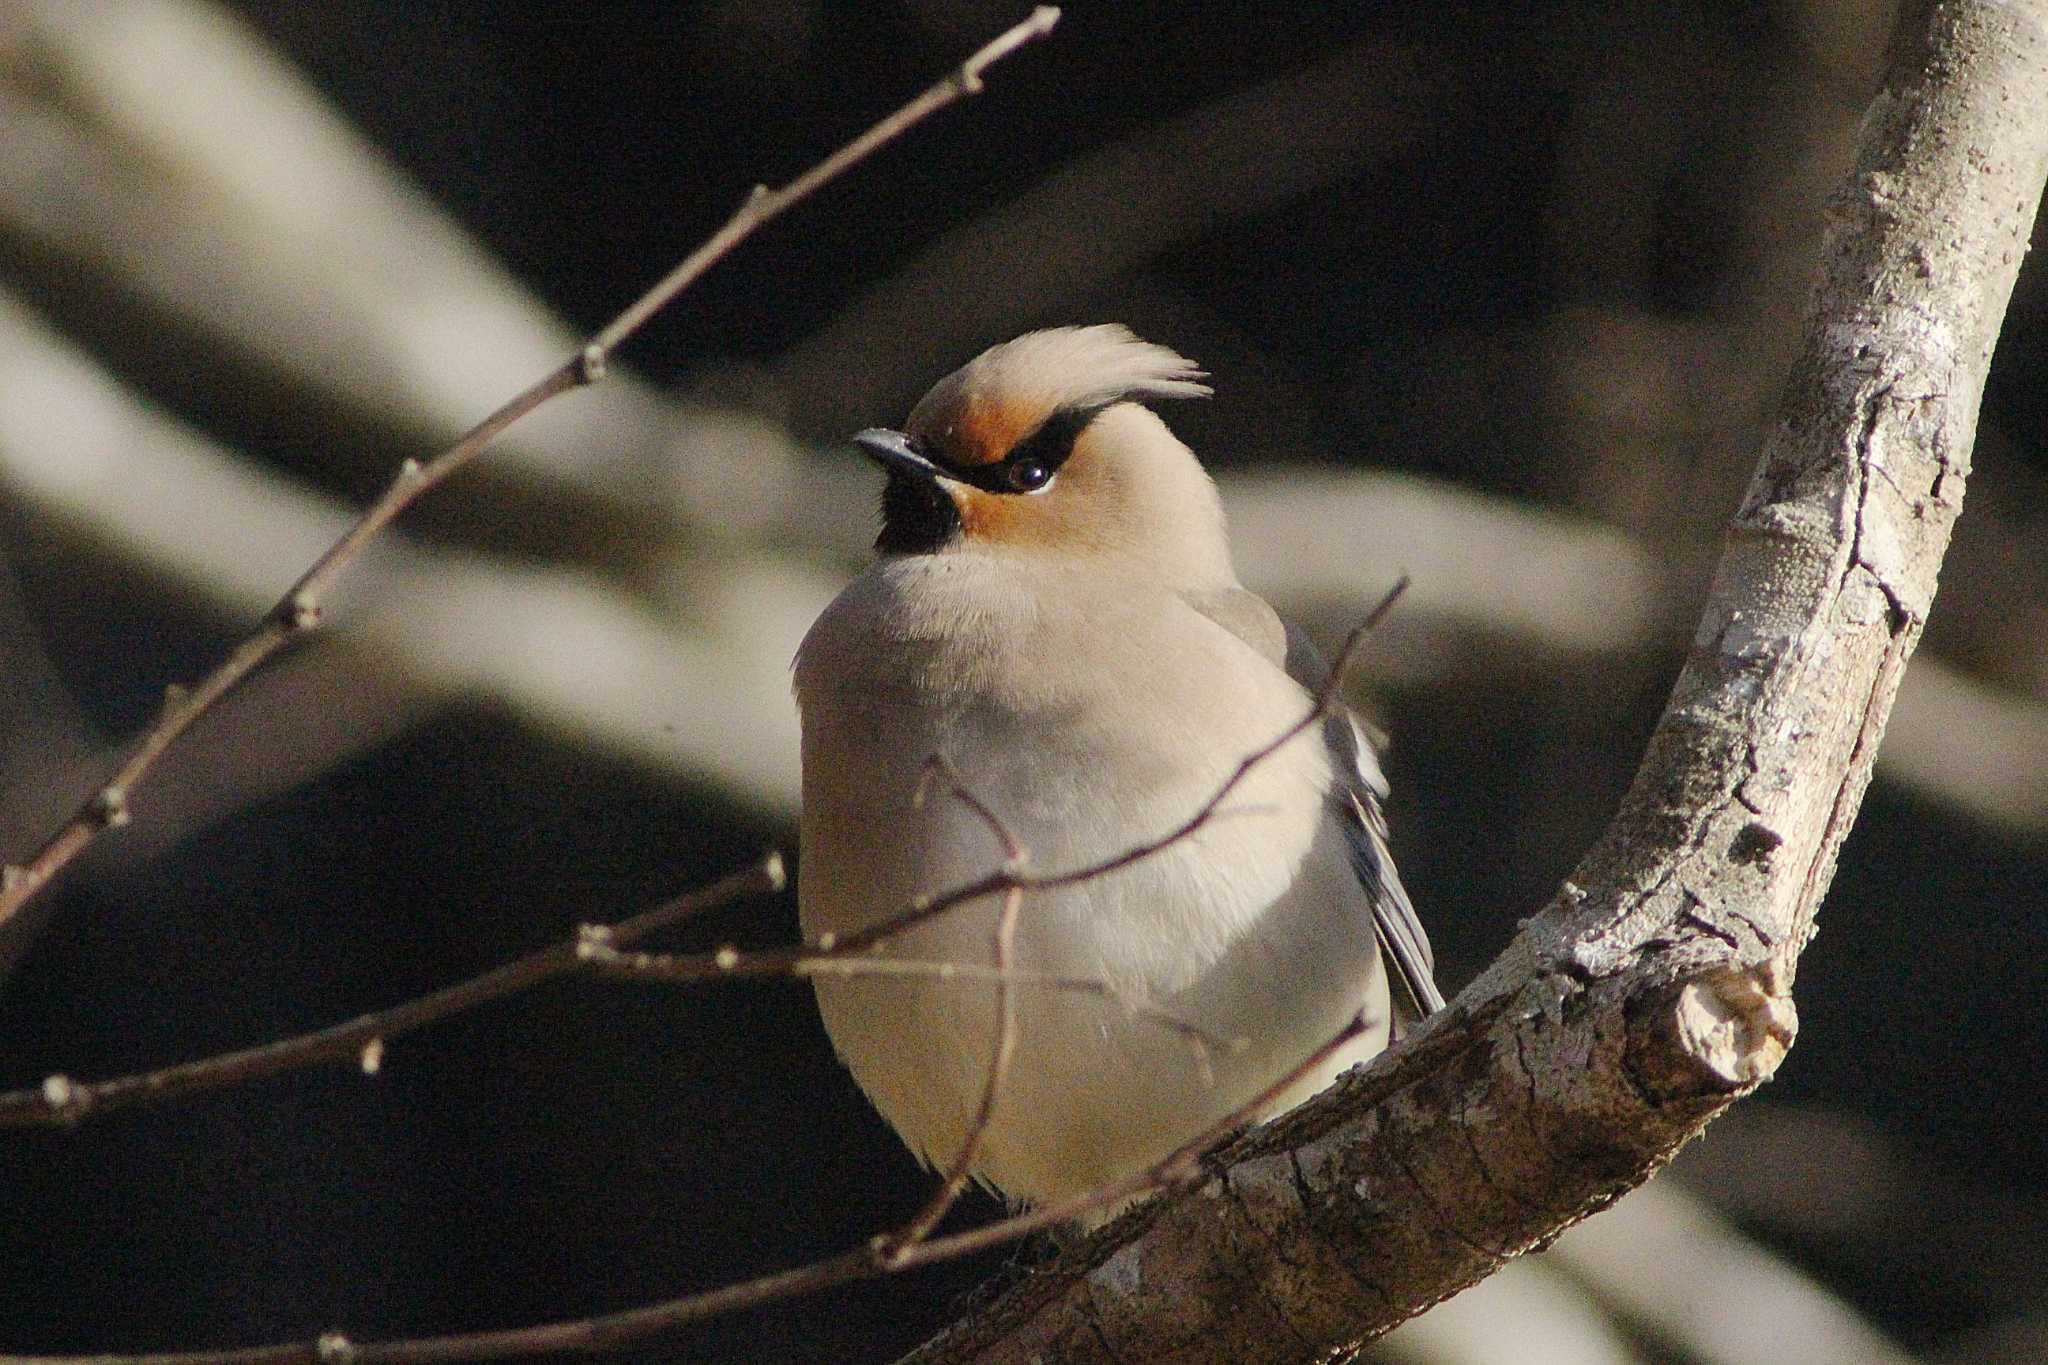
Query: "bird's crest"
909 325 1210 467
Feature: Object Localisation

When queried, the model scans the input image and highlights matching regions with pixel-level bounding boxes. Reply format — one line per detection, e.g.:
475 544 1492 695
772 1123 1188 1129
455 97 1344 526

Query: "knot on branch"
90 785 131 829
39 1073 92 1123
285 589 322 632
1627 959 1798 1102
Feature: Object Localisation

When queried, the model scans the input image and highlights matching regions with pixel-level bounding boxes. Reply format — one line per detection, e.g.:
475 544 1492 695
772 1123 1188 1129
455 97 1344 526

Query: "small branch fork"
0 5 1063 935
0 579 1399 1130
0 583 1409 1363
880 880 1020 1261
0 1024 1368 1365
878 757 1030 1259
0 856 790 1127
0 3 1412 1351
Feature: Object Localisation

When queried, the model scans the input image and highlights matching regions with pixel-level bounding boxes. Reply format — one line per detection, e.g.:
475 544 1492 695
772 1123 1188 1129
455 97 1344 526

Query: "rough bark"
903 3 2048 1361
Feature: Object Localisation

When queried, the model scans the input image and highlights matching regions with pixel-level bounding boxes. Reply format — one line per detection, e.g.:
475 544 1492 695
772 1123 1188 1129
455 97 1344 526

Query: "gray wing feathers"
1181 591 1444 1025
1282 622 1446 1028
1338 764 1446 1023
1181 586 1289 668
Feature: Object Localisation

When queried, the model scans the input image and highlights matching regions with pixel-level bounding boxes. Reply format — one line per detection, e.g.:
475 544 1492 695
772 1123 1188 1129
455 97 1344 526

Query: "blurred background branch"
0 1 2041 1362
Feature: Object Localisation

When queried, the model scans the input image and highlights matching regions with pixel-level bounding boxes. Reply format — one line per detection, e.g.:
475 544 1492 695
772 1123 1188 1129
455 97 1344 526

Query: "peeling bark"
903 3 2048 1360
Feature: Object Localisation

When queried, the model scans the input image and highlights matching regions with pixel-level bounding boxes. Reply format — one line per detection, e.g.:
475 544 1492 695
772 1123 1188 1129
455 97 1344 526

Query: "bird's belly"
797 674 1389 1207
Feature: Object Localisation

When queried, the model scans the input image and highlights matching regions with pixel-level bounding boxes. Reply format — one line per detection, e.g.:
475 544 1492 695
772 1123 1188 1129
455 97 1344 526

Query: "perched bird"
794 325 1441 1217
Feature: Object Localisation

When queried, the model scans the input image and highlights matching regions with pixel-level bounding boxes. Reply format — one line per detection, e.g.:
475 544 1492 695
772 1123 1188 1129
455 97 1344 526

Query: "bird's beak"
853 427 947 482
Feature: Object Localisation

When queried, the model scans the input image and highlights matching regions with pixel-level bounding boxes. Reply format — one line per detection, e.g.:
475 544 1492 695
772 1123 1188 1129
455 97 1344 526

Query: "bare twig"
589 947 1229 1060
0 566 1388 1131
877 881 1024 1260
0 1017 1367 1365
779 577 1411 969
0 5 1063 932
0 823 1218 1134
877 759 1029 1258
0 580 1404 1361
0 856 785 1128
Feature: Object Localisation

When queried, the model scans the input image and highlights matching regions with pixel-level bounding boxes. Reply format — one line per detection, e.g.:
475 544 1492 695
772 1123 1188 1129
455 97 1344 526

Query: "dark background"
2 2 2043 1362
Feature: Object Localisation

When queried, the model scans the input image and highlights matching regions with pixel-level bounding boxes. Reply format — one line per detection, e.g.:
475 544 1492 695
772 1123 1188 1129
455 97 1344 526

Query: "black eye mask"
871 402 1111 554
935 401 1111 494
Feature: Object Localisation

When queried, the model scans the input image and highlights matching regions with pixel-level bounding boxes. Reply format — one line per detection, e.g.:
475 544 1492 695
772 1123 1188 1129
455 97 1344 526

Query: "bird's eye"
1007 459 1053 493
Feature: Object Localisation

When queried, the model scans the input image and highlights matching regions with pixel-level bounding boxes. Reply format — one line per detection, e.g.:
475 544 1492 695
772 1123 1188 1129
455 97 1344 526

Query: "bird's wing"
1324 716 1446 1028
1179 584 1290 668
1180 590 1445 1027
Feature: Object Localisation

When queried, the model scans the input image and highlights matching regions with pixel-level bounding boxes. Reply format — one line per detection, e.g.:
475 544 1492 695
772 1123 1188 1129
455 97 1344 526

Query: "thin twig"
0 856 785 1128
584 946 1230 1060
0 840 1209 1133
0 571 1391 1128
0 4 1063 934
901 1013 1372 1258
877 882 1023 1260
785 576 1412 964
0 577 1403 1355
0 1019 1366 1365
877 759 1029 1258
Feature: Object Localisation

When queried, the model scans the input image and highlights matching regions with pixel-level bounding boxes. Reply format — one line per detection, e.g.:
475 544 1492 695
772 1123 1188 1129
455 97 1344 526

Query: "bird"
792 324 1442 1219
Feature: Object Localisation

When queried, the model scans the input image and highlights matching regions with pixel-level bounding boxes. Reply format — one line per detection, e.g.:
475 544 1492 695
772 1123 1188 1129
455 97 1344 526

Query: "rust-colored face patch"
932 389 1056 469
951 483 1070 548
894 388 1117 551
947 424 1113 550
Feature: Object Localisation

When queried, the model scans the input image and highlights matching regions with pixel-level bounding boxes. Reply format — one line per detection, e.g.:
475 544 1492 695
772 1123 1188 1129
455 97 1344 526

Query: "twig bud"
287 590 322 631
91 786 130 829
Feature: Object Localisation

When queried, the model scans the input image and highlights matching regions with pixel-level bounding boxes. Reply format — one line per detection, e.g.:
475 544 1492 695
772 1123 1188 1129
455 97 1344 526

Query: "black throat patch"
876 467 962 555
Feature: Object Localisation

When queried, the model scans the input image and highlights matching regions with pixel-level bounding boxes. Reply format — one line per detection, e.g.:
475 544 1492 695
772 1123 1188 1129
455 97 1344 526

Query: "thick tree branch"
902 3 2048 1360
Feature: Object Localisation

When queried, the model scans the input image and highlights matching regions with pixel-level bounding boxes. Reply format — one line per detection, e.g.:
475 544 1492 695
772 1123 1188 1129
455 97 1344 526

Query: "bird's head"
855 325 1233 587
